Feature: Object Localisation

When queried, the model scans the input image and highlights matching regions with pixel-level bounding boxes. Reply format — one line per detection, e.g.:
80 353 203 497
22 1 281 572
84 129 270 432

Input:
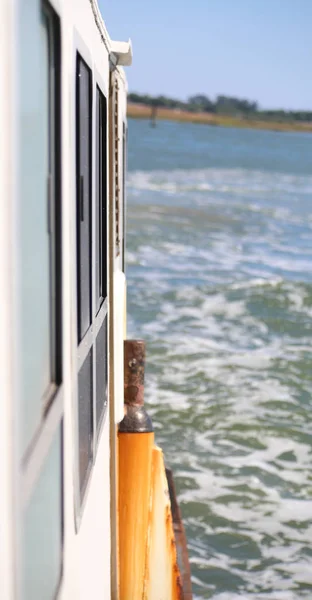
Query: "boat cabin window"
96 87 107 309
78 349 93 496
95 87 108 435
122 121 127 271
18 0 63 597
76 58 108 508
76 56 92 342
95 314 108 435
113 81 121 257
19 0 62 454
113 83 126 266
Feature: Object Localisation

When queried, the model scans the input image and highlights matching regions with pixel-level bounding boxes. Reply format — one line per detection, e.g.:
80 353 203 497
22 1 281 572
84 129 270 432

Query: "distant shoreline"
127 103 312 133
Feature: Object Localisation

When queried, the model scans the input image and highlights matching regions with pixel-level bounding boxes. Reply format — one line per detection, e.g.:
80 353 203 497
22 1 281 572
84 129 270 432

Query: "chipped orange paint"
166 468 193 599
118 433 185 599
144 446 183 600
118 431 154 600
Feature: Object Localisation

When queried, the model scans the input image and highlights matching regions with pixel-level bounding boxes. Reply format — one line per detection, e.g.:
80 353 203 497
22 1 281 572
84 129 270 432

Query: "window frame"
95 85 108 439
76 54 93 344
95 86 108 311
20 2 64 598
122 121 127 272
21 0 63 489
113 80 121 258
74 55 109 523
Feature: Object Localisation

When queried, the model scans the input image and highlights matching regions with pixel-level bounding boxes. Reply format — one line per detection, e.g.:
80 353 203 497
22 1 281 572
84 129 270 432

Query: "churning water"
126 119 312 599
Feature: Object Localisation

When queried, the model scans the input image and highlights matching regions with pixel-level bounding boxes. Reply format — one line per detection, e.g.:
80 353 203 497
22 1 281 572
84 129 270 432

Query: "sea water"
126 119 312 599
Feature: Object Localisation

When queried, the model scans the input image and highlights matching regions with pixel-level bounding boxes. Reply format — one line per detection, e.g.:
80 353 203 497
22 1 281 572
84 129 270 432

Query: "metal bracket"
109 39 132 70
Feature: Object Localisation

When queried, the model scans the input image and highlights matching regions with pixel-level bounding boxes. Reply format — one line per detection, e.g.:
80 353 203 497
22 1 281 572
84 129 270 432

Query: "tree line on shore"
128 92 312 123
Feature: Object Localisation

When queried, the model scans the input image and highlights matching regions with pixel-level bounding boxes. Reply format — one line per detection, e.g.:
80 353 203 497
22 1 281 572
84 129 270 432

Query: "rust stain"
124 340 145 405
118 431 154 600
144 446 184 600
166 468 193 599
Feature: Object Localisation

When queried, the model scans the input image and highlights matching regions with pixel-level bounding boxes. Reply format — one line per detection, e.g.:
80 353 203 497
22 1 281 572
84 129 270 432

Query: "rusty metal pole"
119 339 153 433
118 340 154 600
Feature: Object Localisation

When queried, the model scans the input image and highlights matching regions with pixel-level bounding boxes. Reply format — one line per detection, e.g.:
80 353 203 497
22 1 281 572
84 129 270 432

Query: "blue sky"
99 0 312 111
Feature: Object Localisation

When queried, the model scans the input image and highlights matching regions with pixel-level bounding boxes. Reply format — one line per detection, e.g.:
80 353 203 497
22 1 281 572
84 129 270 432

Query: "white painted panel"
114 269 126 424
22 428 62 600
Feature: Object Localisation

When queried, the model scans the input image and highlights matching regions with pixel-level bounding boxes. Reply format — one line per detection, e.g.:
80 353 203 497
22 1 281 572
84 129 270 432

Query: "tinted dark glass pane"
95 87 107 311
96 316 108 434
76 56 92 341
78 350 93 498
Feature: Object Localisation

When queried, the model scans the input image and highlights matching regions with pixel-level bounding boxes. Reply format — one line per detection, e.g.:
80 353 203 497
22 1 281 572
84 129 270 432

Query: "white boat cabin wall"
0 0 131 597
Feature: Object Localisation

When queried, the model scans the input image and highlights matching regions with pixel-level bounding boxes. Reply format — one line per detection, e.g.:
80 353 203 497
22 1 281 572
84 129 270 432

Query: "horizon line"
127 90 312 114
